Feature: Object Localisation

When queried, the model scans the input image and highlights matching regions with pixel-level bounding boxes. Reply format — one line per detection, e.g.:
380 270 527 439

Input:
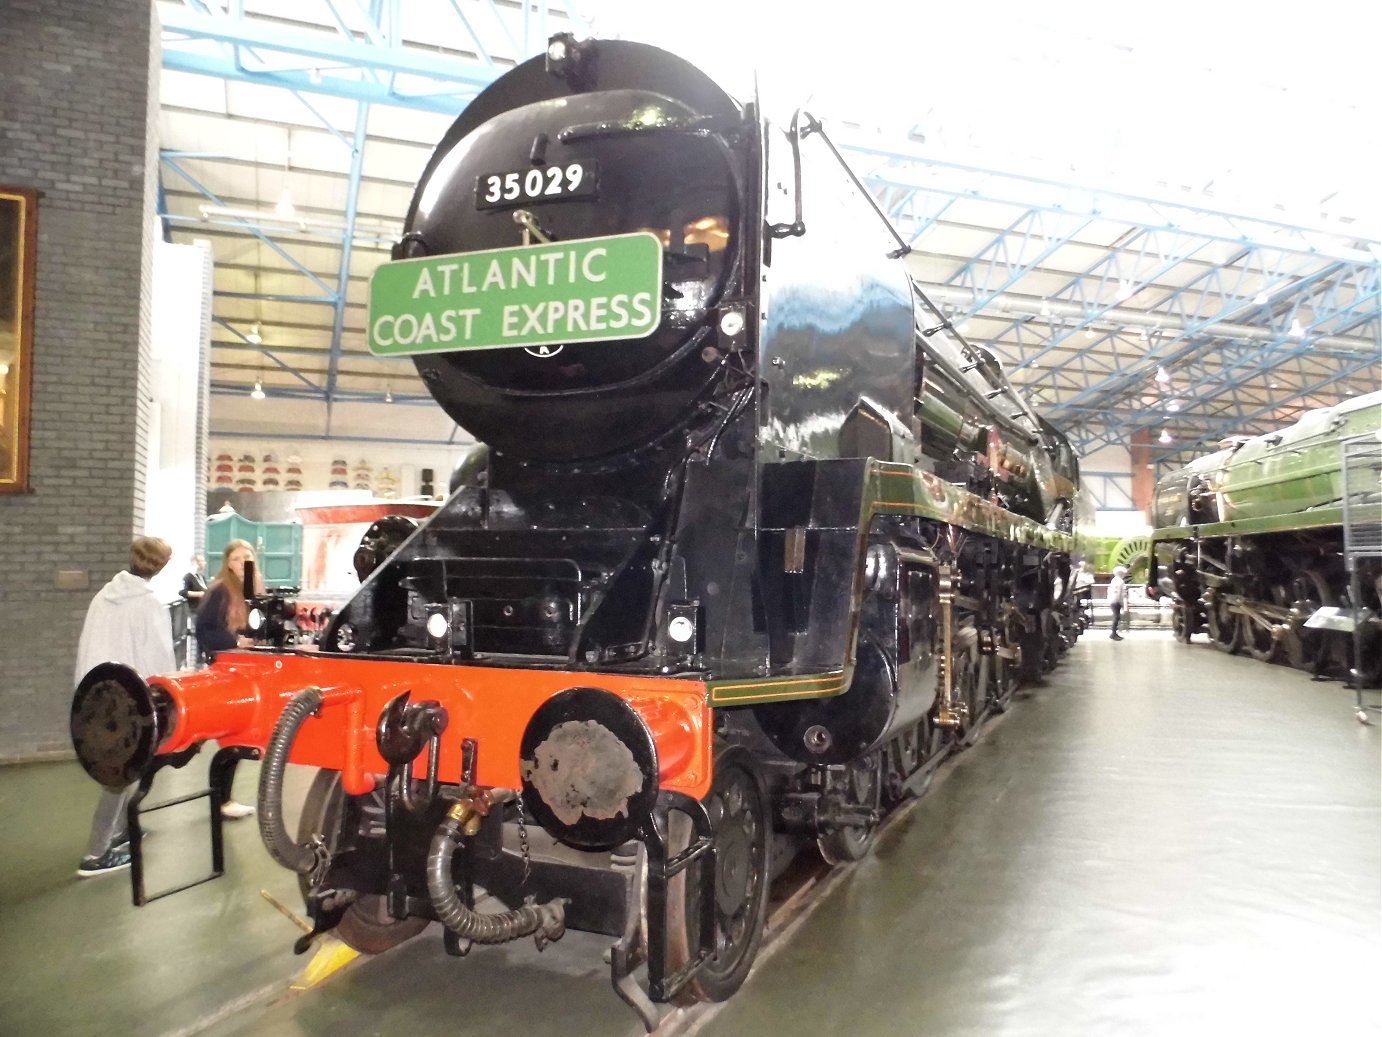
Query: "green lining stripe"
709 671 847 705
868 462 1073 551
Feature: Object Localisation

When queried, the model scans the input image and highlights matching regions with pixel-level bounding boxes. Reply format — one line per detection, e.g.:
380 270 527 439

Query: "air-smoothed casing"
402 42 749 462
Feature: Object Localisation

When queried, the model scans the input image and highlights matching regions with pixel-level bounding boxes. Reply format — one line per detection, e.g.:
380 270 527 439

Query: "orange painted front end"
149 651 713 801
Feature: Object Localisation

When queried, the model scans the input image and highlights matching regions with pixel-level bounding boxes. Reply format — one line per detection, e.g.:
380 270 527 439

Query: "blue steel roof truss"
156 2 1379 455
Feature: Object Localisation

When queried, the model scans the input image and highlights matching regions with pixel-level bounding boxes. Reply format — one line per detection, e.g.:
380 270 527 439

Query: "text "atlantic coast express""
371 245 657 349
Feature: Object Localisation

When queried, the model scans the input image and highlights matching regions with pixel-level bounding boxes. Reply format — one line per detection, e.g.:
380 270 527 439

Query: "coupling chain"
305 834 333 887
515 797 531 886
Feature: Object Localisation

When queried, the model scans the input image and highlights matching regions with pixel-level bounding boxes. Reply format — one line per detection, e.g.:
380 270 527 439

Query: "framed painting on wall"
0 186 36 494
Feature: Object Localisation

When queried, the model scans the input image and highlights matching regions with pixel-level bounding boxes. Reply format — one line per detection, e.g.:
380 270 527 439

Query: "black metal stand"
126 744 260 906
609 789 716 1030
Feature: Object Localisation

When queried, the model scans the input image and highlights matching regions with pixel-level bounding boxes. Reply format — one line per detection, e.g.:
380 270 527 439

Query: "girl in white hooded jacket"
74 537 175 877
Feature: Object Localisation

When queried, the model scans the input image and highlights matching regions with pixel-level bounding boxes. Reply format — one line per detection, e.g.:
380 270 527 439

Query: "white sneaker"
221 800 256 820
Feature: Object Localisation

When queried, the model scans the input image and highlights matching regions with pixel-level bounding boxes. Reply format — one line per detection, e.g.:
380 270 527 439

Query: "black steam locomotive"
71 35 1086 1026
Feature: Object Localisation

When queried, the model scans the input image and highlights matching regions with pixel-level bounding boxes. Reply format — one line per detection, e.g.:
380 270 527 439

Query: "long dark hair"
209 538 263 632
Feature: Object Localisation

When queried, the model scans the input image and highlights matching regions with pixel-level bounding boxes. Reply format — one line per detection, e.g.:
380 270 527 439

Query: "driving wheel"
298 769 430 953
1207 594 1242 654
817 750 883 865
1172 603 1192 643
666 748 770 1004
1240 612 1278 662
1283 570 1331 671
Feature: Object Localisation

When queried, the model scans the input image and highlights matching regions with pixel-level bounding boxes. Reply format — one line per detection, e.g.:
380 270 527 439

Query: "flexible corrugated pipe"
258 687 325 875
426 809 566 946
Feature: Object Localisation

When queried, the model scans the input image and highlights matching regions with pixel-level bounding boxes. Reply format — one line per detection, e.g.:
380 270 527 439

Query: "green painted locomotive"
1149 390 1382 686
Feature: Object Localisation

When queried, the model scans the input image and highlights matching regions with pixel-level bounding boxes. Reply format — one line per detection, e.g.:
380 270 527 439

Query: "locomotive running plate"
474 161 600 210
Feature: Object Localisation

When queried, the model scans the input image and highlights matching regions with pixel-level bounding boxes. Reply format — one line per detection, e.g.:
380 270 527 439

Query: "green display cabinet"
206 512 302 588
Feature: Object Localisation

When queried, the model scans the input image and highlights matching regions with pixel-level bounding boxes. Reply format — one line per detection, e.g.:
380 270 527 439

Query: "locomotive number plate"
475 161 599 210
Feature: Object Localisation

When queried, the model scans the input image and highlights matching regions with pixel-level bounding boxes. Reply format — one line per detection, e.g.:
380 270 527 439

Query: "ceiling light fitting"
274 186 296 220
250 380 265 400
275 141 296 219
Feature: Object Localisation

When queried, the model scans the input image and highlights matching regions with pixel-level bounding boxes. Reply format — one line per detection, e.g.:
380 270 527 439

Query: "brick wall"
0 0 158 759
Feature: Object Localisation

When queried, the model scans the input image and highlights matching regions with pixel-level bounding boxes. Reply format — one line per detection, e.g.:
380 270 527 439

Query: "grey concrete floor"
2 629 1378 1037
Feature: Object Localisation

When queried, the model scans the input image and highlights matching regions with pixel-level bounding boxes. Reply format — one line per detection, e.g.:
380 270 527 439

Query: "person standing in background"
75 537 176 877
1108 565 1129 641
180 553 207 612
179 553 208 665
195 539 262 819
1072 560 1095 630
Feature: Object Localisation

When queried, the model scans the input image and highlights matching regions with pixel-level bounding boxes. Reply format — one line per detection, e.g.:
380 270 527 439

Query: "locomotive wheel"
991 612 1024 711
884 725 921 805
1335 586 1382 687
1172 604 1192 644
1207 596 1242 654
1356 623 1382 688
1284 571 1332 671
1240 612 1277 662
951 633 982 747
817 751 883 865
298 770 430 954
666 749 770 1005
1041 609 1062 673
1015 613 1044 684
1284 625 1327 673
990 652 1016 714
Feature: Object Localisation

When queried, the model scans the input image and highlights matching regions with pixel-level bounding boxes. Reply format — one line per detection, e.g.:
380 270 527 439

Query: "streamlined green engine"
1149 390 1382 687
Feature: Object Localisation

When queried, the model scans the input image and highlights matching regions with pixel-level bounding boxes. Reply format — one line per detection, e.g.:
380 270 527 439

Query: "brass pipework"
447 786 517 836
935 564 963 728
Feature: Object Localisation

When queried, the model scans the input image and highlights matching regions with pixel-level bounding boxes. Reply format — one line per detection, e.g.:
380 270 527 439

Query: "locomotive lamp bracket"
247 590 300 649
716 304 749 351
425 601 473 658
664 600 703 660
545 32 592 87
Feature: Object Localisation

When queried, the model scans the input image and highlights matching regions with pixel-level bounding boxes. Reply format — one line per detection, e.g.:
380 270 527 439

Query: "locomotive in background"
71 36 1086 1025
1149 390 1382 690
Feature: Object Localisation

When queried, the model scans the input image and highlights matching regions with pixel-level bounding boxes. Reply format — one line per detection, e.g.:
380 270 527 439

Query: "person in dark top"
195 538 263 819
196 539 261 660
180 553 208 611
